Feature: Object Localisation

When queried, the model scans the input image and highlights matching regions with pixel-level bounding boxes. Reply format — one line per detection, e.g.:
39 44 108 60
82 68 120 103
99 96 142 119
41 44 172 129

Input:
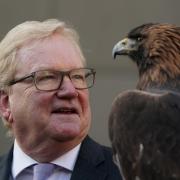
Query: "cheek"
32 92 52 108
78 90 91 121
10 90 53 123
27 92 54 120
12 92 54 134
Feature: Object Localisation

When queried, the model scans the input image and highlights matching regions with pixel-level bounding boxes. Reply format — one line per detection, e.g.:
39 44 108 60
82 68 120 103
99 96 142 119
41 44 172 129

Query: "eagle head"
112 23 180 90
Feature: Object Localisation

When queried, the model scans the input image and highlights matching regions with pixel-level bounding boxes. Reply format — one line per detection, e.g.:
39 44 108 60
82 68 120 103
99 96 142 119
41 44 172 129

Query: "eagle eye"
129 34 144 42
137 36 143 42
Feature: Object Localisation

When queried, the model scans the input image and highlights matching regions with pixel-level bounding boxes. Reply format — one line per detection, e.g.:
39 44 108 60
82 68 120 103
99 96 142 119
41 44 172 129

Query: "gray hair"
0 19 86 132
0 19 86 91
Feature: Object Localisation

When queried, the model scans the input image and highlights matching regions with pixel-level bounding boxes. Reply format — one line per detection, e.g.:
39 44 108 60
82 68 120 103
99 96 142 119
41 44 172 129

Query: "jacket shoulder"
79 136 122 180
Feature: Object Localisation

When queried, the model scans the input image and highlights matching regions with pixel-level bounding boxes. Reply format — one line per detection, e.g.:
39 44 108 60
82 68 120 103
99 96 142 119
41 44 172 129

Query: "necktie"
33 163 54 180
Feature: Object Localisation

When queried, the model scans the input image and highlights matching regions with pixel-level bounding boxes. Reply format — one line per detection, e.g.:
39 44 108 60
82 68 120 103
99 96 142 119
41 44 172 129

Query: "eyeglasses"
8 68 96 91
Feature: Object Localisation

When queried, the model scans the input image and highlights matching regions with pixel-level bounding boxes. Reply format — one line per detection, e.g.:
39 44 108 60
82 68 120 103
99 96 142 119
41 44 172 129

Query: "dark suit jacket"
0 136 122 180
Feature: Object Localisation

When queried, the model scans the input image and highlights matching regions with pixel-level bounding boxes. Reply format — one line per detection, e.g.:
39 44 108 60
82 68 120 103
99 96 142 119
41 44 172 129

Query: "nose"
56 76 78 98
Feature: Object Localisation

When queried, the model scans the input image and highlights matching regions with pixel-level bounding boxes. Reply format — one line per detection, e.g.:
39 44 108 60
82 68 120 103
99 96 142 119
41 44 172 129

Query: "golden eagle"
109 23 180 180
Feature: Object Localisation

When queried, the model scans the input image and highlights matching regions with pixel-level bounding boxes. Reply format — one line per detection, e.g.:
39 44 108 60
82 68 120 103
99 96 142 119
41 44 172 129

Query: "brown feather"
137 24 180 90
110 23 180 180
113 23 180 91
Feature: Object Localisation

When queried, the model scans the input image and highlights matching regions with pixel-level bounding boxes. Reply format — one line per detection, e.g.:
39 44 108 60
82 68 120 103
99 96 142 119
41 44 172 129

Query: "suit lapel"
70 136 108 180
0 138 112 180
0 147 13 180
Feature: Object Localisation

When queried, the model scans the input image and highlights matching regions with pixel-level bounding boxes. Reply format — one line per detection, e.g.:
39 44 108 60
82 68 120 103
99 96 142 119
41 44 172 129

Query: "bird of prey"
109 23 180 180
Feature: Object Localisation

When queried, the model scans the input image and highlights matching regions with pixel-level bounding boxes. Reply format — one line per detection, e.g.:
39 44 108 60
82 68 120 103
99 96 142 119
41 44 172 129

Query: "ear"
0 90 13 124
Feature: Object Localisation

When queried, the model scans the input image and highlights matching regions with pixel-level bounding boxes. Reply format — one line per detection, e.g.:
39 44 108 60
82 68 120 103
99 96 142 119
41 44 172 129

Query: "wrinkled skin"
0 33 91 162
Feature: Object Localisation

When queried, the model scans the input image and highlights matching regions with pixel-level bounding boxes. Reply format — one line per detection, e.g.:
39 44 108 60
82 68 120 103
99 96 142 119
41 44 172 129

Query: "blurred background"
0 0 179 155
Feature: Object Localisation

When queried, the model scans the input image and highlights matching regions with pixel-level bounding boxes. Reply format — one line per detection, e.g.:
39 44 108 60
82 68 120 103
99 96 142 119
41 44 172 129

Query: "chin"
50 132 81 144
49 124 82 142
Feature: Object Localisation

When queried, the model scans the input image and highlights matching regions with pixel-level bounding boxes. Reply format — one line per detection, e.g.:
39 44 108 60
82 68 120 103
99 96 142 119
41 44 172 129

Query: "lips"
52 107 78 114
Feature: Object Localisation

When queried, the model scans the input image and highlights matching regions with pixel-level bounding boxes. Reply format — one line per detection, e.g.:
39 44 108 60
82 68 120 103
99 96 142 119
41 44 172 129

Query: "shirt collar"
12 140 81 178
51 143 81 171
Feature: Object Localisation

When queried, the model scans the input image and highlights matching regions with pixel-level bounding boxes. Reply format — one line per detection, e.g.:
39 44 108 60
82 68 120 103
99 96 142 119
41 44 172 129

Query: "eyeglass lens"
34 68 95 91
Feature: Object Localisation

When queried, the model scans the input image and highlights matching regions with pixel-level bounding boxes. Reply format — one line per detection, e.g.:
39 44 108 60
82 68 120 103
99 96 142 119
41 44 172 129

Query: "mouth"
52 107 79 115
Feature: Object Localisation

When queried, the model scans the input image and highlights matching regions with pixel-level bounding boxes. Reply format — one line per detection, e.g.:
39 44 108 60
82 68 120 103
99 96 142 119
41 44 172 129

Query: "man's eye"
37 74 57 81
72 74 85 80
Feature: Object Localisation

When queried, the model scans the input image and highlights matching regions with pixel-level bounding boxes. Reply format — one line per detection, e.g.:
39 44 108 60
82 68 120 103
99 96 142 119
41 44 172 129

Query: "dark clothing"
0 136 122 180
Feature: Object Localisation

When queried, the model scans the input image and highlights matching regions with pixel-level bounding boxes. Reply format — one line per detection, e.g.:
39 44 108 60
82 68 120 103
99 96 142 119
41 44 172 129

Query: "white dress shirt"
11 140 81 180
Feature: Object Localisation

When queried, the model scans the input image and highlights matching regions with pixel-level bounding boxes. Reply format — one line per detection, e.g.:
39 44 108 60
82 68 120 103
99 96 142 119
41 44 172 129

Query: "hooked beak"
112 38 137 59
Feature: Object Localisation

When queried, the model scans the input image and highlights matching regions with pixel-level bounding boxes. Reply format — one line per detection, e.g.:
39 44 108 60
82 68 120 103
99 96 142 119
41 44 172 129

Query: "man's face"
6 34 91 154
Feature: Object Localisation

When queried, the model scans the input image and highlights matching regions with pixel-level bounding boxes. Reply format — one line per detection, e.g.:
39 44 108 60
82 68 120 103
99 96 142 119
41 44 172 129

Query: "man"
0 19 121 180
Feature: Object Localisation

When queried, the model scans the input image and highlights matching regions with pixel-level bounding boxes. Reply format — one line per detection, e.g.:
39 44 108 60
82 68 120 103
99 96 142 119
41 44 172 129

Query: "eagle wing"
109 89 180 179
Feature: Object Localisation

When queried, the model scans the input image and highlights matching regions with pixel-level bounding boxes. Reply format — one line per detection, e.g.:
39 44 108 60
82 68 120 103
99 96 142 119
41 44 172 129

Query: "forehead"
16 33 84 75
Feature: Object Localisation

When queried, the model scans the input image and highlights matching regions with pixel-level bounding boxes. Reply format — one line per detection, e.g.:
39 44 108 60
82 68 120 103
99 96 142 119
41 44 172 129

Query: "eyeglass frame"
7 67 96 91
